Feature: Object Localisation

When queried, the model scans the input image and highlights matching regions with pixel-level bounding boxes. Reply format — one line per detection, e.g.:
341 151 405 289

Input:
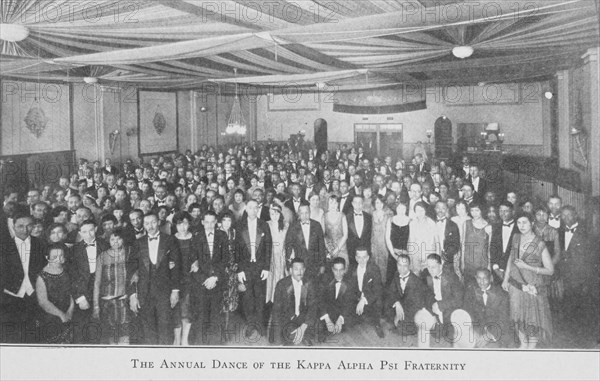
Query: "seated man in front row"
347 248 385 339
385 254 429 336
453 267 510 348
317 257 355 342
272 258 318 346
414 254 464 347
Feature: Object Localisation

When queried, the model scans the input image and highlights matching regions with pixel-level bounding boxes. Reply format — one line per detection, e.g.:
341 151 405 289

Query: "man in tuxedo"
0 213 46 343
460 268 510 348
302 174 319 201
284 183 308 216
284 205 327 280
101 158 119 176
272 258 318 346
241 189 270 222
348 249 385 338
434 201 461 276
460 183 479 207
414 153 430 175
558 206 594 325
374 174 393 200
457 155 471 181
320 169 333 192
68 219 109 343
490 201 519 283
317 258 355 342
235 200 272 338
385 255 430 336
421 254 464 343
192 211 229 344
346 195 372 269
128 213 182 345
469 165 487 198
338 181 353 215
547 195 563 230
125 209 146 246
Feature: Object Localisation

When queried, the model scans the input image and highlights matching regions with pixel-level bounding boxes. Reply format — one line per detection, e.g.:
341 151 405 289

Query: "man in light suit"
128 213 182 345
235 200 272 338
284 205 327 281
271 258 318 346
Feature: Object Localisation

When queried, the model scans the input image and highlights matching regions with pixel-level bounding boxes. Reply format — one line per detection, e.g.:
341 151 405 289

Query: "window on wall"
354 124 403 158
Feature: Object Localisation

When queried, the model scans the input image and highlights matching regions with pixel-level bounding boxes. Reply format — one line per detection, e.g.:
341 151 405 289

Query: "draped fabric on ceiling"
1 0 598 89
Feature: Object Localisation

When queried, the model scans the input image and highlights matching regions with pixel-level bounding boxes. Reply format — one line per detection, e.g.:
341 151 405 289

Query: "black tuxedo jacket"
272 276 318 343
284 220 326 277
240 204 271 223
284 198 309 216
440 219 461 266
490 222 519 271
194 229 230 292
127 233 182 305
319 275 355 323
68 238 109 302
471 177 487 197
346 212 372 258
349 186 363 198
558 224 592 291
348 261 382 305
1 235 47 297
416 162 431 174
424 269 464 322
385 271 430 322
235 218 272 275
463 284 510 345
339 194 354 215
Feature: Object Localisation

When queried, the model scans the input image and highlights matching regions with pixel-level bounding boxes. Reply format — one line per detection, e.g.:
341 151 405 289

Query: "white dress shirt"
482 285 491 306
292 278 303 316
85 241 97 274
548 214 561 229
148 233 160 265
357 265 366 293
472 177 480 193
339 193 349 211
293 198 301 213
304 187 313 201
399 274 410 292
432 272 442 301
301 221 310 250
11 236 34 298
354 213 364 238
436 218 446 251
565 223 578 249
502 220 514 253
205 230 215 258
248 218 257 262
335 281 341 299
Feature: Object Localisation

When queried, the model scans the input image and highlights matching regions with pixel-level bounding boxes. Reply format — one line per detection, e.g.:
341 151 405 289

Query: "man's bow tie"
354 213 363 217
433 275 441 280
566 227 577 234
302 221 310 225
503 222 514 227
399 275 409 281
84 242 96 248
207 231 214 236
148 236 159 241
549 216 560 221
437 218 446 223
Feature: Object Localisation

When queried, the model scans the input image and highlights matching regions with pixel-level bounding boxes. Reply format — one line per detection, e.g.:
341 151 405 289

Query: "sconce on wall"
109 130 120 154
570 127 589 167
199 106 208 112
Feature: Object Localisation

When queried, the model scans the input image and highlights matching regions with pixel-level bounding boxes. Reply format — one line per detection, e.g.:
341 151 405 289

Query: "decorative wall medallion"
24 103 48 138
153 105 166 135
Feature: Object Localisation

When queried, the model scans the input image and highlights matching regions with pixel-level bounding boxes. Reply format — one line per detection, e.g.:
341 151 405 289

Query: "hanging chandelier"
226 68 247 136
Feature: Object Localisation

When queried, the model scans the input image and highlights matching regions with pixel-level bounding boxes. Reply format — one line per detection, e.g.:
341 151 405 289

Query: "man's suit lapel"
140 239 150 271
297 224 307 250
255 222 263 253
242 224 251 256
348 214 358 238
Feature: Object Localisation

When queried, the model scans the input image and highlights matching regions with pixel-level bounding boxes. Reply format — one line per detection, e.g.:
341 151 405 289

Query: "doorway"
354 123 403 158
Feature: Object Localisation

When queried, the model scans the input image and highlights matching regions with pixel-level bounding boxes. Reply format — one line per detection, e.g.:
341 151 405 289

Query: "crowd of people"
0 141 597 348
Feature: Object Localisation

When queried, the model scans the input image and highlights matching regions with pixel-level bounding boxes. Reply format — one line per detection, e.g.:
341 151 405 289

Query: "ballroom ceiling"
1 0 598 90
